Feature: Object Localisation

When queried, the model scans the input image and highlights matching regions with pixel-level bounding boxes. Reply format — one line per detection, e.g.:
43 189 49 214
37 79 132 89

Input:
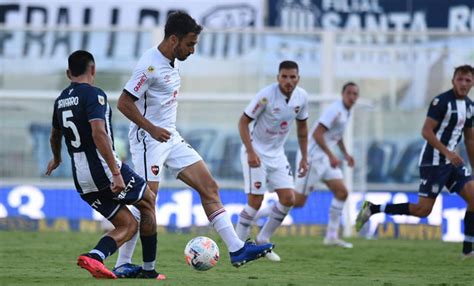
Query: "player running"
235 60 309 262
113 12 273 276
356 65 474 258
45 50 163 279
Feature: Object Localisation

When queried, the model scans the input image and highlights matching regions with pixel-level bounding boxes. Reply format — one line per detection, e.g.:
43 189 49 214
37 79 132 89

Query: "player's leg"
459 181 474 257
178 160 273 267
323 179 353 248
236 194 264 240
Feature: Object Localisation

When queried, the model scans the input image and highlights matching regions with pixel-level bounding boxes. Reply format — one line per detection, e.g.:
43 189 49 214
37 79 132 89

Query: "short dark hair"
279 60 299 72
68 50 94 77
164 11 202 39
453 64 474 78
342 82 358 93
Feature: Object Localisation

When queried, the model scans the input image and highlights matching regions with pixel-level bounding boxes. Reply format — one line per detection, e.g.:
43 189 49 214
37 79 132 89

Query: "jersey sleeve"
123 59 154 99
85 88 107 121
51 101 60 129
318 103 338 129
296 93 309 120
465 102 474 128
244 89 268 119
426 96 447 122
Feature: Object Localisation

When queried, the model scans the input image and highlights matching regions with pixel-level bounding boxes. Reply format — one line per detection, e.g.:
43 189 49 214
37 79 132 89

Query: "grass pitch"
0 231 472 286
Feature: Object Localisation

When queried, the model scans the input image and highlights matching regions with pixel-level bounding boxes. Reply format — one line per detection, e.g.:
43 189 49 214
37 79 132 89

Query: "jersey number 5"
62 110 81 148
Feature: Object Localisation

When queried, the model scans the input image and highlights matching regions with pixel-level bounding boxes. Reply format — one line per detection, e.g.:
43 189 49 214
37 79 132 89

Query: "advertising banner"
0 185 468 242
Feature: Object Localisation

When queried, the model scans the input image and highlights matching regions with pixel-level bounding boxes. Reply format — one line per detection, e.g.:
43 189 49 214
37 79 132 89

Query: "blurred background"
0 0 473 241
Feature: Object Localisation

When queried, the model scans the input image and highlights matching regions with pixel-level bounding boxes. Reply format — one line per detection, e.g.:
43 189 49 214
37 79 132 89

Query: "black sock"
370 204 381 214
463 211 474 254
93 235 117 260
141 233 157 263
385 203 410 215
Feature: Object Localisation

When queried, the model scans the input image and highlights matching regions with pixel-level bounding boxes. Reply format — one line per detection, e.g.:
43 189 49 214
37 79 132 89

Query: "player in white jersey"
235 61 309 262
114 12 273 276
294 82 359 248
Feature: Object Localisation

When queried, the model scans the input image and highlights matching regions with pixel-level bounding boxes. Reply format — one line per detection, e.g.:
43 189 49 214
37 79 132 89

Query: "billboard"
0 185 468 242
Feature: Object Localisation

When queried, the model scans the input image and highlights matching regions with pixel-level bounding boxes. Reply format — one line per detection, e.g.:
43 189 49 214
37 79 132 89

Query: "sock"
235 205 258 240
463 211 474 254
115 206 141 268
384 203 410 215
254 202 274 220
209 208 245 252
370 204 381 214
140 233 157 270
326 198 345 239
90 236 118 261
256 202 291 243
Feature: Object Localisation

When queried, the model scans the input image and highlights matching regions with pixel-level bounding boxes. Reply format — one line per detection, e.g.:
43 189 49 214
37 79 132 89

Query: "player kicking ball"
356 65 474 258
46 50 164 279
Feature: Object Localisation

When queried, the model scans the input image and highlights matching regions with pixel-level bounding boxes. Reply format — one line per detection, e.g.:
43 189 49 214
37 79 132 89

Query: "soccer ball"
184 236 220 271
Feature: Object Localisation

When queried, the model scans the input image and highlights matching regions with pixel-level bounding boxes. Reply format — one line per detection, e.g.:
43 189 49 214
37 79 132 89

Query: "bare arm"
90 120 125 193
314 124 340 167
421 117 463 166
337 139 354 167
238 113 260 167
464 127 474 169
45 127 62 175
296 119 308 177
117 90 171 142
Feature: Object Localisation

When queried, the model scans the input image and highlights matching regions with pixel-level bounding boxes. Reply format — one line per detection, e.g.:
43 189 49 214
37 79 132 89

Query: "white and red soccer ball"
184 236 220 271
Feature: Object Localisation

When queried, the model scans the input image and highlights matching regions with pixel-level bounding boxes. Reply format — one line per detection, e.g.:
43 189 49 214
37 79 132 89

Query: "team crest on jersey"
280 121 288 130
151 165 160 176
147 65 155 73
431 184 440 194
260 97 268 104
432 98 439 106
98 95 105 105
254 182 262 189
294 106 300 113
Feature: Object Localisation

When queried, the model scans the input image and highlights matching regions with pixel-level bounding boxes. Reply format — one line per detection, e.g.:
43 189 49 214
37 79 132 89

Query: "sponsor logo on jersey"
431 184 440 194
272 108 281 114
151 165 160 176
280 121 288 130
432 98 439 106
164 74 171 83
118 176 136 200
98 95 105 105
254 182 262 189
133 73 148 92
251 103 261 114
294 106 300 113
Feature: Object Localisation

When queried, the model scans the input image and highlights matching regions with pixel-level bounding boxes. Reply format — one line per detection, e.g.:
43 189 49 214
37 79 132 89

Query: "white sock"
254 202 274 220
115 206 141 268
326 198 345 239
209 208 245 252
235 204 258 240
256 202 291 244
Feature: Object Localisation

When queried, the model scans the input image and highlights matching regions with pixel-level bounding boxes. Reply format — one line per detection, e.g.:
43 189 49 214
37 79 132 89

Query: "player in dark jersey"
45 50 165 279
356 65 474 258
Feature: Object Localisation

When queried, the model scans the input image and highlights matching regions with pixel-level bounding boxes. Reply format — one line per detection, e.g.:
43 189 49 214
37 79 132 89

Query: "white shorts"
130 132 202 182
240 147 294 195
295 155 343 196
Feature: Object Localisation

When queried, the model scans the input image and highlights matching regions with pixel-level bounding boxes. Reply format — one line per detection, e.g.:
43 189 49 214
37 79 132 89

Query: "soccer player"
356 65 474 258
294 82 359 248
114 12 273 275
235 60 309 262
45 50 164 279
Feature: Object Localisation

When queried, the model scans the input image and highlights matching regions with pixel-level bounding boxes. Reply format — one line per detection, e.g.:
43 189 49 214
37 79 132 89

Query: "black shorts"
80 163 147 220
418 164 473 198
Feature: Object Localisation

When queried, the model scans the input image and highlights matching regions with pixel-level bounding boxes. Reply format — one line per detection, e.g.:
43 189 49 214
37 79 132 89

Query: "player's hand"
111 174 126 194
149 126 171 143
345 154 355 167
247 151 261 168
45 158 61 176
446 151 464 167
297 158 309 177
329 154 340 168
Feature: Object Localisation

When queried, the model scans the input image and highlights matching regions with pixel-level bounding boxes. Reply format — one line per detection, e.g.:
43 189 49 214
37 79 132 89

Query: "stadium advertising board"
0 185 467 242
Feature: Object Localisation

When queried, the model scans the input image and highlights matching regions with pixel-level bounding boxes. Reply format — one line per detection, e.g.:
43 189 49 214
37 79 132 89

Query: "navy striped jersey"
419 89 473 166
52 82 121 194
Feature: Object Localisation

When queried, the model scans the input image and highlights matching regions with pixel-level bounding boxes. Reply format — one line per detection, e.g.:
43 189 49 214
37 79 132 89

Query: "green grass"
0 231 473 286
